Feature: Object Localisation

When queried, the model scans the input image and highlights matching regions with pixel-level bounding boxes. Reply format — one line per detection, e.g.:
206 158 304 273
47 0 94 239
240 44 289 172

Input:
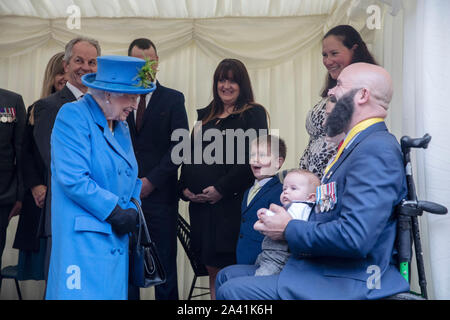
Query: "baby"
253 169 320 276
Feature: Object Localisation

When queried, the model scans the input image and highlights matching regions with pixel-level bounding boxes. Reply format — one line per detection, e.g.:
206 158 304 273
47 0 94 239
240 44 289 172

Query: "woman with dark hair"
299 25 377 179
179 58 268 299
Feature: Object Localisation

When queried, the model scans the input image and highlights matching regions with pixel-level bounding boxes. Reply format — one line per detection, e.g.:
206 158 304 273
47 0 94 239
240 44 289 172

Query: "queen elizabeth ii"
46 56 155 300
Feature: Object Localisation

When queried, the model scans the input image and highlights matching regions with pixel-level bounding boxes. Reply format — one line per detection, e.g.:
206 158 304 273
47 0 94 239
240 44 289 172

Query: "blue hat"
81 55 156 94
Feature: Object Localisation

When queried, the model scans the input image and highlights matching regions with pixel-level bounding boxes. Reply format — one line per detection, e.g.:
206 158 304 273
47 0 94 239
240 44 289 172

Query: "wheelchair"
176 134 447 300
387 134 447 300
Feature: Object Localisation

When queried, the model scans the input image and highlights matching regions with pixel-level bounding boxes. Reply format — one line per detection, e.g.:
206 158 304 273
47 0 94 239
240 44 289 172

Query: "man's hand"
31 184 47 208
182 188 206 203
8 201 22 221
253 204 292 241
140 177 155 199
198 186 223 204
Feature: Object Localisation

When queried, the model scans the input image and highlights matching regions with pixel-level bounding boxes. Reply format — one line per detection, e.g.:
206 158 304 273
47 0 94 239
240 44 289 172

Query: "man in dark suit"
127 38 189 300
33 37 101 280
216 63 410 300
0 88 26 270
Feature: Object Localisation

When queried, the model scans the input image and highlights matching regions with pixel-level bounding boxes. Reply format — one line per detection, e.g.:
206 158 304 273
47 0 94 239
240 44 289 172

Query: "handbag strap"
130 198 152 244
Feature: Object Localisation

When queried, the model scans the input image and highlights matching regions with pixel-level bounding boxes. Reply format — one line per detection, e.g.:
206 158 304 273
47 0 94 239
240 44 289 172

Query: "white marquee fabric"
0 0 448 300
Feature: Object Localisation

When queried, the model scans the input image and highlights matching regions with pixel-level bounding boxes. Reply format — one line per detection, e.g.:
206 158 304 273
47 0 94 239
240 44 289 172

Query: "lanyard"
323 118 384 176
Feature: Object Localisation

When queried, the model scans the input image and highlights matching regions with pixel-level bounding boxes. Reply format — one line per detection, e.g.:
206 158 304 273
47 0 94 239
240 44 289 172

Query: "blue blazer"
236 176 283 264
278 122 410 299
46 94 141 300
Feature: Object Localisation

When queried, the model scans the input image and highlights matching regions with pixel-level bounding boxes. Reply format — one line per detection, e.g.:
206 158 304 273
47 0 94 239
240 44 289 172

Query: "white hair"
87 88 124 101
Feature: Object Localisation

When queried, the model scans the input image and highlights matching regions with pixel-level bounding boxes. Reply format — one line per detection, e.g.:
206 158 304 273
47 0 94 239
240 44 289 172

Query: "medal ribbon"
323 118 384 176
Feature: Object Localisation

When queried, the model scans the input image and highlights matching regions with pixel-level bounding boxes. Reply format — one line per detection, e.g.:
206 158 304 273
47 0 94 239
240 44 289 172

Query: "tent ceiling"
0 0 341 19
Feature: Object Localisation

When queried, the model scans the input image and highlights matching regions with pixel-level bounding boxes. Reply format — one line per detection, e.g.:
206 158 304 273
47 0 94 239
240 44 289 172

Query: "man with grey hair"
33 36 101 281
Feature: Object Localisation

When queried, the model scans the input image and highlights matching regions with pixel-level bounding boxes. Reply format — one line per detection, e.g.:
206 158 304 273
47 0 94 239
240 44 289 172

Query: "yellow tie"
324 118 384 176
247 183 262 205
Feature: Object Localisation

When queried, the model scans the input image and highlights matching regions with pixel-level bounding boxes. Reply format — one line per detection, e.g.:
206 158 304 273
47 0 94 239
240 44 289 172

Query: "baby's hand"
264 210 275 217
257 208 276 219
257 208 267 218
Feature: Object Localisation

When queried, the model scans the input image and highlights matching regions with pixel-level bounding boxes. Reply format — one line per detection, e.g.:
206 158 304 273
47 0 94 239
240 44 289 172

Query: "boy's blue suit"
236 176 283 265
217 122 410 300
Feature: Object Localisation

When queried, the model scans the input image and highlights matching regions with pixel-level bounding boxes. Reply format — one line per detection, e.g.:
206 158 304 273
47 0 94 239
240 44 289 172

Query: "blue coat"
236 176 283 265
279 122 410 299
45 94 142 300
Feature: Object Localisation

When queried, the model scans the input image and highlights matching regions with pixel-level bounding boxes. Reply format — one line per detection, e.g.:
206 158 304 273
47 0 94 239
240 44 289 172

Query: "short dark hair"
128 38 158 56
253 135 287 159
320 25 377 97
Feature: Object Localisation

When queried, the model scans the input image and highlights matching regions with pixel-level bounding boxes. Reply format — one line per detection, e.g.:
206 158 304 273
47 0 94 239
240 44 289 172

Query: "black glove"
106 204 138 235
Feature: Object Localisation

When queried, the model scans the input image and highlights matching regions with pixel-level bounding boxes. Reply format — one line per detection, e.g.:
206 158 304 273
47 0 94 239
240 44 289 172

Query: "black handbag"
129 198 166 288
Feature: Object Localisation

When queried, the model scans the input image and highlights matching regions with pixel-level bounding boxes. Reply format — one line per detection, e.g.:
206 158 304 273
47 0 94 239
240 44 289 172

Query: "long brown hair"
40 52 65 99
203 58 267 124
320 25 377 98
30 52 65 125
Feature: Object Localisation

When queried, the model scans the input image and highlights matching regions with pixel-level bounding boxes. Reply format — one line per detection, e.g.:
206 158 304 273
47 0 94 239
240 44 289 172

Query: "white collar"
254 176 274 188
66 82 85 100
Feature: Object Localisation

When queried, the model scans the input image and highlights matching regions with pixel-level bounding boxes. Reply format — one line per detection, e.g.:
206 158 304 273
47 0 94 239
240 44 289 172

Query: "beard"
324 89 359 137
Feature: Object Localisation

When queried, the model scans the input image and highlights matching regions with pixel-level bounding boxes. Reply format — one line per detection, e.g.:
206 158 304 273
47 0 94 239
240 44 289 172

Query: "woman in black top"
179 59 268 299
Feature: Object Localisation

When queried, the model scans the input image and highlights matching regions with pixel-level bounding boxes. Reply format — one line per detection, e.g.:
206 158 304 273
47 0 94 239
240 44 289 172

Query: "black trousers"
0 204 13 270
129 201 179 300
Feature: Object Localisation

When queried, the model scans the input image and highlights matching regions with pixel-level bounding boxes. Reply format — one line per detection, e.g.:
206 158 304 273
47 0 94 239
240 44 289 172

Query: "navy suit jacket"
33 85 76 236
0 88 26 205
278 122 410 299
127 81 189 205
236 176 283 265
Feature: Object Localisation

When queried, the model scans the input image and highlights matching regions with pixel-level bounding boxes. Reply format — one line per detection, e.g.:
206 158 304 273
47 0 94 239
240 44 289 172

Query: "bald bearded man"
216 63 410 300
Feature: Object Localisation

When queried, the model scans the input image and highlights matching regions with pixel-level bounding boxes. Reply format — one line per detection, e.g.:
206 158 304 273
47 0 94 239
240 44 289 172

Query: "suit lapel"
58 85 76 106
142 82 162 125
126 82 162 135
84 94 134 167
243 177 278 214
322 122 388 182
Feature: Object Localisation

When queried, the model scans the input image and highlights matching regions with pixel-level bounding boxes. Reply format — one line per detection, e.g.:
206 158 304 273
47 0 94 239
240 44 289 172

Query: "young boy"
236 135 286 265
254 169 320 276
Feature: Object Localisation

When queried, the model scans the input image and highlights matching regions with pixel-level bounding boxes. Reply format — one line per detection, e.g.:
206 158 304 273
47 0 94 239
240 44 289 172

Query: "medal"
330 181 337 209
0 108 16 123
325 184 331 211
320 184 326 211
315 185 322 213
316 182 338 212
